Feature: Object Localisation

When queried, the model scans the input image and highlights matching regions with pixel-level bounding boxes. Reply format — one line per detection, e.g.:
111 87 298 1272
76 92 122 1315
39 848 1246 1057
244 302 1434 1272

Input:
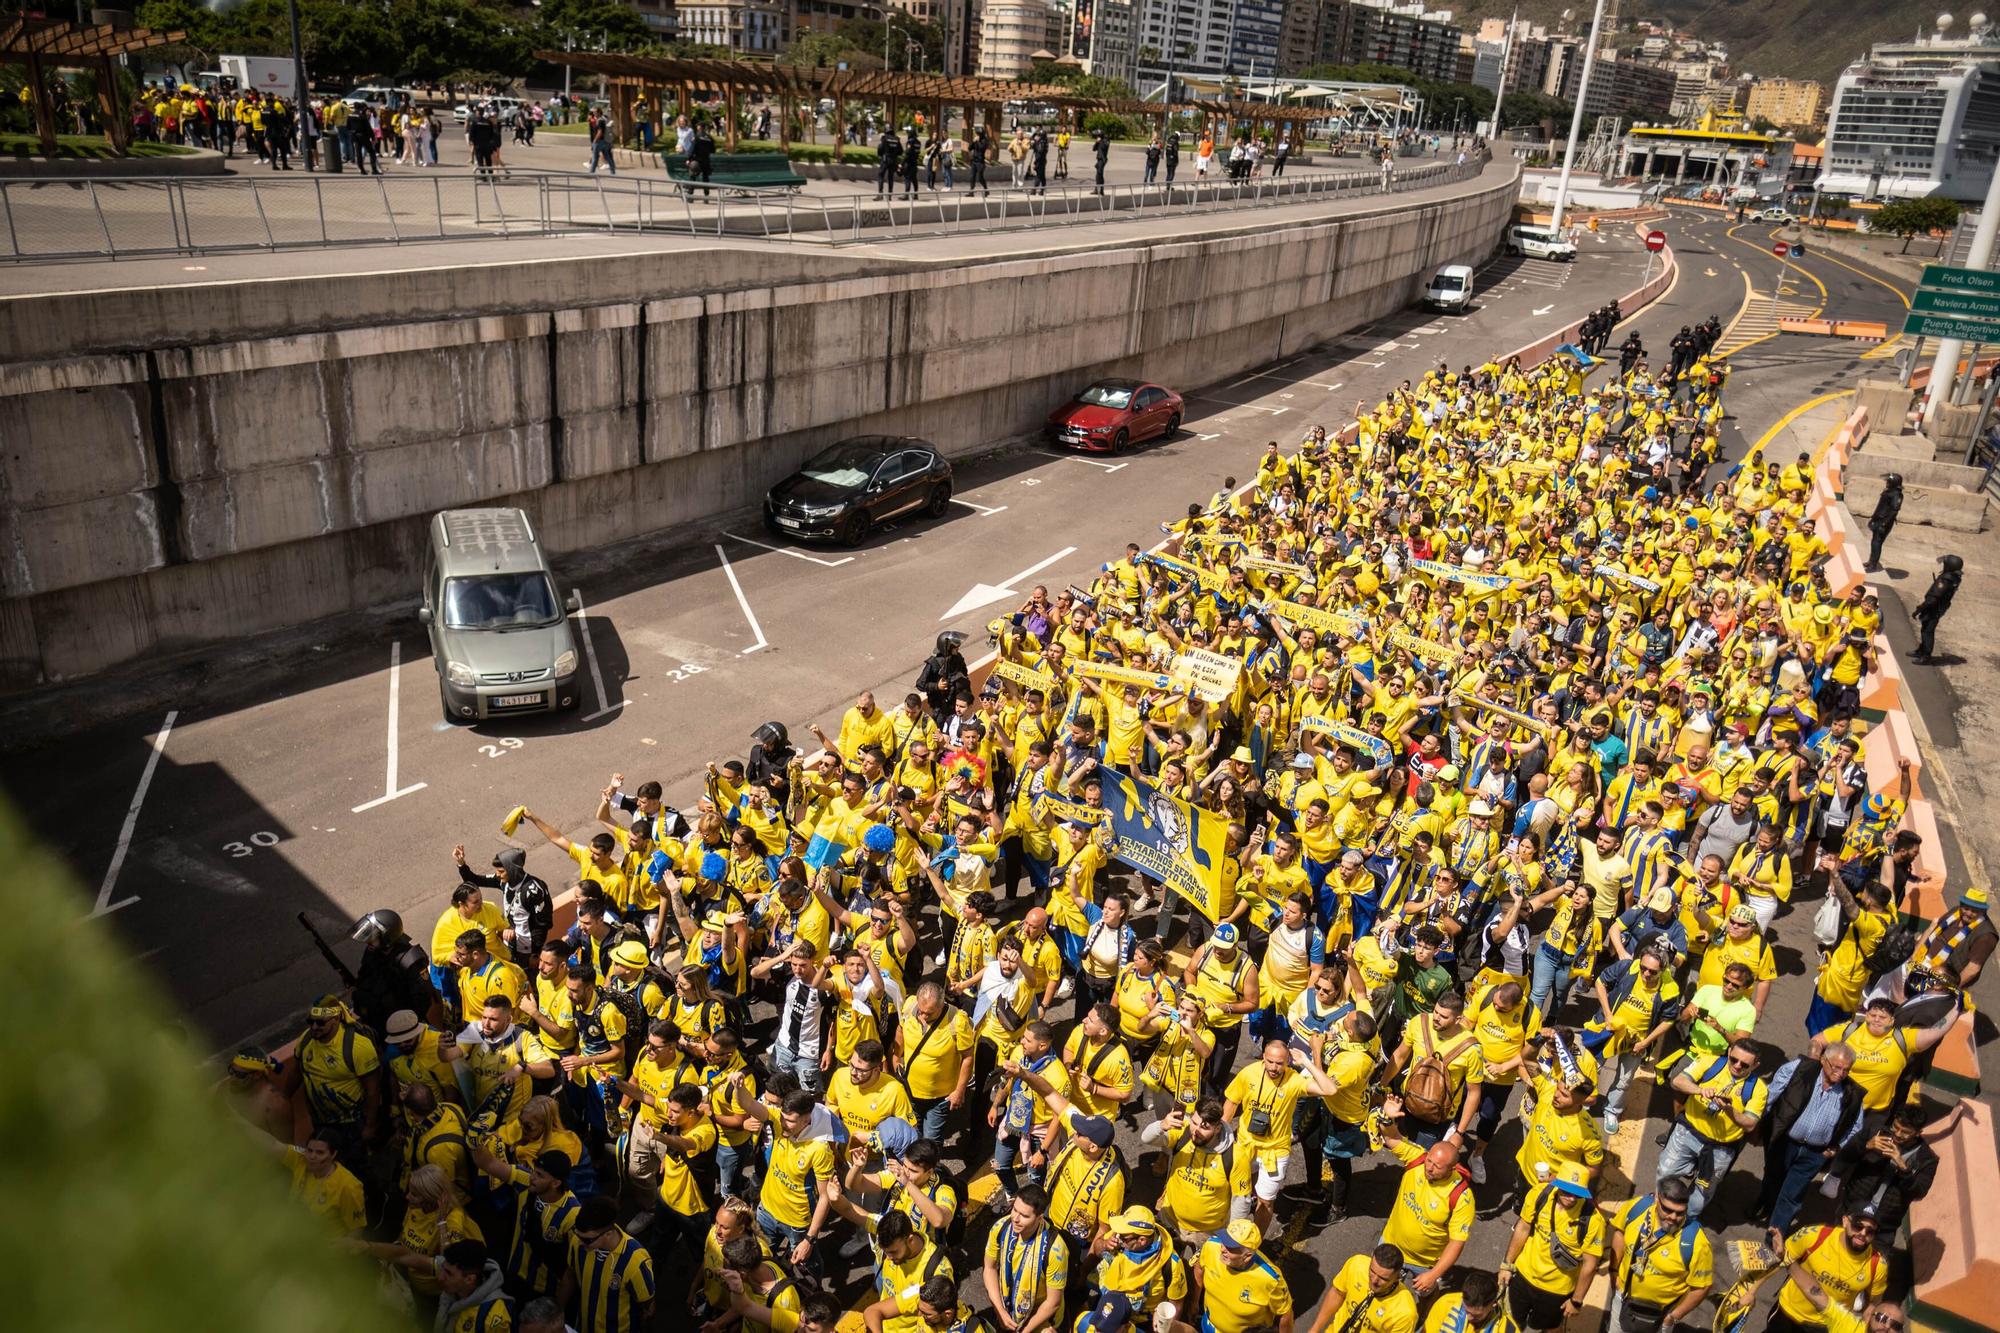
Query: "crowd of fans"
220 336 1993 1333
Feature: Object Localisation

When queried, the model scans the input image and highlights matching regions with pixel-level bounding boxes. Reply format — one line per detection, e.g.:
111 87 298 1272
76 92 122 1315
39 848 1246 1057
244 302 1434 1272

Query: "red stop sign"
1645 230 1666 252
1773 241 1791 257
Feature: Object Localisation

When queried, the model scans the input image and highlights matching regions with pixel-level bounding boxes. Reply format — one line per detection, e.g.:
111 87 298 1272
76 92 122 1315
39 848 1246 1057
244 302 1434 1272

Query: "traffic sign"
1911 286 2000 320
1917 264 2000 296
1902 310 2000 341
1773 241 1791 257
1645 230 1666 252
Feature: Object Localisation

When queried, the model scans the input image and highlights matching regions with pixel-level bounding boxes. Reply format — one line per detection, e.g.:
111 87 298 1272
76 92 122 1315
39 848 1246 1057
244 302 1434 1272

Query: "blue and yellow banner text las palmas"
990 658 1059 693
1266 598 1371 639
1094 764 1232 924
1296 715 1394 765
1407 558 1512 590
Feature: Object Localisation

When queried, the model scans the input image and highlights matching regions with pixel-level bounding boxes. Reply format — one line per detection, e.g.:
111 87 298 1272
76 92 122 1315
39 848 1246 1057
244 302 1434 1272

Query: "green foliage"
1870 197 1962 251
1498 89 1574 132
0 133 194 159
0 795 387 1331
785 142 878 164
1084 111 1137 139
1026 62 1137 100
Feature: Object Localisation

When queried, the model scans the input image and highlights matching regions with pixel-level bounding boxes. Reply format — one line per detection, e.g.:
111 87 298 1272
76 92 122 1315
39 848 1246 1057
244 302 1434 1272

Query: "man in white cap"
1193 1218 1293 1333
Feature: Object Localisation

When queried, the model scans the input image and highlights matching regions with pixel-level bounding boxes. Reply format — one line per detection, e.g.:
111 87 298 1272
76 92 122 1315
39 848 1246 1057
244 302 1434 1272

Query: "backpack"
1865 924 1917 980
1403 1022 1477 1123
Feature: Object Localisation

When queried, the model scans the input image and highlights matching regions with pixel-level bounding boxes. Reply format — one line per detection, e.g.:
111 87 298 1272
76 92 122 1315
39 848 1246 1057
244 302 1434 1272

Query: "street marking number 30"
223 831 281 858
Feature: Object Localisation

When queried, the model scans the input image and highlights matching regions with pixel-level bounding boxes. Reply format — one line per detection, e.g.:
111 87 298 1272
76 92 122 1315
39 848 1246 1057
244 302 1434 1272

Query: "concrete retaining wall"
0 167 1516 689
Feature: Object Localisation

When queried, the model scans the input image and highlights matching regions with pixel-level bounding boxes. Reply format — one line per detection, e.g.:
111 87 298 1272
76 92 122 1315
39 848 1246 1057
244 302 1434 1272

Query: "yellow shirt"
1382 1138 1476 1267
875 1238 953 1333
899 999 977 1100
1322 1253 1420 1333
1424 1292 1520 1333
1776 1225 1888 1326
1224 1064 1308 1165
1610 1196 1713 1305
1113 968 1177 1043
762 1133 837 1229
1093 1224 1187 1313
1063 1029 1136 1119
460 957 529 1024
656 1115 717 1217
286 1149 366 1232
829 1069 915 1145
1676 1051 1768 1144
1816 909 1894 1010
985 1220 1070 1328
1513 1071 1605 1185
1161 1125 1250 1233
1046 1135 1126 1239
1514 1182 1605 1296
398 1204 483 1297
1816 1022 1917 1112
568 1228 655 1333
1198 1239 1293 1333
433 900 510 961
296 1022 380 1128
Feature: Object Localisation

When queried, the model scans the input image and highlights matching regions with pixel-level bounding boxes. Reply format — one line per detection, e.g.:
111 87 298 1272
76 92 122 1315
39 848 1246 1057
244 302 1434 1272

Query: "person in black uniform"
876 127 902 197
1912 553 1964 661
349 909 434 1037
1865 474 1903 570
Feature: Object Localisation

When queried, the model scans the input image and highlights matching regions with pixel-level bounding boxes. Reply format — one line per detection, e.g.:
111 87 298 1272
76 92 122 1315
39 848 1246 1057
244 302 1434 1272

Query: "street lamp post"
1490 2 1518 139
1548 0 1609 234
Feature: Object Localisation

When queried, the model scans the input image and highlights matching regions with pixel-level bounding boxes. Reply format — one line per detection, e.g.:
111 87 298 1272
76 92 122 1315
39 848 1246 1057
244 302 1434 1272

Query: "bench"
1907 1097 1999 1332
662 151 806 193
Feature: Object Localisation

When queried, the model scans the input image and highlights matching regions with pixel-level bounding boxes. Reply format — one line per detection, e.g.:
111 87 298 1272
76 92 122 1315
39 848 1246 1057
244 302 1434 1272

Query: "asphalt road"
9 206 1975 1325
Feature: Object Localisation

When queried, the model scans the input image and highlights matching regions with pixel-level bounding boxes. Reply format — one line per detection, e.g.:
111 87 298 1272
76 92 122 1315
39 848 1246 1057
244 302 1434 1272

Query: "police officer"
1912 553 1964 662
350 909 434 1037
1864 474 1902 571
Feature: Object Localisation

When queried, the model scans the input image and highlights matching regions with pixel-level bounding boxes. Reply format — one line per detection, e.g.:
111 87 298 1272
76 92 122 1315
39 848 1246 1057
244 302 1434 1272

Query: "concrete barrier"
1907 1099 1999 1332
0 165 1520 690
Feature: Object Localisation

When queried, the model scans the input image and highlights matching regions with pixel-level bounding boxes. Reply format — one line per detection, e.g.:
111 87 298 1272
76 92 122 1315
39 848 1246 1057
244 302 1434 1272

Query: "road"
8 206 1975 1324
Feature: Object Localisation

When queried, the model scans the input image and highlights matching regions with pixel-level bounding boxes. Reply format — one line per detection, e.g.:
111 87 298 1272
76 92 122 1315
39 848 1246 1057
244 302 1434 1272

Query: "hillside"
1472 0 1938 89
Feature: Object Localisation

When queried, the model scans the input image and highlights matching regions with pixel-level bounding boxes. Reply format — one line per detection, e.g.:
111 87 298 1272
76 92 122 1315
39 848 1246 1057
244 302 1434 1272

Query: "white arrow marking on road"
1705 268 1718 277
1533 305 1555 315
95 709 177 917
941 546 1078 620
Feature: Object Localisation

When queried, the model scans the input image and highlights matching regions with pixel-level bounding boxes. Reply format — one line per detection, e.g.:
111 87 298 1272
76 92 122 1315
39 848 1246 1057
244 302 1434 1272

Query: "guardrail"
0 157 1486 262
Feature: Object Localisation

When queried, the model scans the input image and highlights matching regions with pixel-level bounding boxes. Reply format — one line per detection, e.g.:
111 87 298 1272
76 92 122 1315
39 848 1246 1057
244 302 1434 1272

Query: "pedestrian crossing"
1714 289 1821 356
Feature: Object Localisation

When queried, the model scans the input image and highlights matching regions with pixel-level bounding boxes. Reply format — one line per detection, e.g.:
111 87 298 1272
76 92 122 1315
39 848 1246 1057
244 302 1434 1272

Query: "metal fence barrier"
0 156 1487 262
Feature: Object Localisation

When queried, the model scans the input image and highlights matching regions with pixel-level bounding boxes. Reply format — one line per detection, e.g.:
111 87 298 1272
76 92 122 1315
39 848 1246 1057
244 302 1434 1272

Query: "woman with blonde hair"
349 1163 481 1297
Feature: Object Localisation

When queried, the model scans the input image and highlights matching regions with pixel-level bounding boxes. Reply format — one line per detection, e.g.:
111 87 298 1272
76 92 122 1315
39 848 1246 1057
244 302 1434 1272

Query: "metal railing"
0 157 1487 262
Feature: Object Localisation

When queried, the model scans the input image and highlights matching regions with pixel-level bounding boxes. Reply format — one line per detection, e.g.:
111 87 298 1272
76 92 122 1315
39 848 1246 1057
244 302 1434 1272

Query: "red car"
1046 378 1184 453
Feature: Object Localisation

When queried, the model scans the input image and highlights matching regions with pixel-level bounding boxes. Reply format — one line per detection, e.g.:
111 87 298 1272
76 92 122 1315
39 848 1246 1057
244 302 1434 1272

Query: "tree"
1871 197 1963 252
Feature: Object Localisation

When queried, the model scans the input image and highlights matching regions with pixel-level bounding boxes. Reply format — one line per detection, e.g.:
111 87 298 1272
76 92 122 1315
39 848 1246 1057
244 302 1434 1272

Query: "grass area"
0 132 195 161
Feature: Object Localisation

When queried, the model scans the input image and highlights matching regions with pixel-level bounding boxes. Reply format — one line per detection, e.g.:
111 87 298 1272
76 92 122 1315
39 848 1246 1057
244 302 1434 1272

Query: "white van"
1425 264 1475 312
1505 223 1577 261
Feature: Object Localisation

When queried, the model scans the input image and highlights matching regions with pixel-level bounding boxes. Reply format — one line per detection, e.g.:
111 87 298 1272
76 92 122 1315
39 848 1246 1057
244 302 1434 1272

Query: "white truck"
218 54 301 100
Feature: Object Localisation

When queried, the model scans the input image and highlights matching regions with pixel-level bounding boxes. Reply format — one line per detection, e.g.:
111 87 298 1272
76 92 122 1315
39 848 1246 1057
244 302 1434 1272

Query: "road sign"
1902 310 2000 341
1773 241 1791 257
1645 230 1666 252
1917 264 2000 296
1911 286 2000 320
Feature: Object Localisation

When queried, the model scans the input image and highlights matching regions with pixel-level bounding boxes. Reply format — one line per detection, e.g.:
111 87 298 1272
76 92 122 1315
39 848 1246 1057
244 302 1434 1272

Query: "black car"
764 436 954 545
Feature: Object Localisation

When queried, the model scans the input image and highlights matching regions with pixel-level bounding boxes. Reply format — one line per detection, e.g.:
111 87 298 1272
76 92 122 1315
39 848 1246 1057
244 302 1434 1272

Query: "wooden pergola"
539 52 1342 159
0 16 187 154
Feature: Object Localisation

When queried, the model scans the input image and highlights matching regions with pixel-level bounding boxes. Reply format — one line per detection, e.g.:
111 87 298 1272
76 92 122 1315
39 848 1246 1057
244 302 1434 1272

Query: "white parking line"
94 709 177 917
714 544 769 654
1035 452 1129 473
352 642 428 813
573 591 626 721
723 532 855 568
951 498 1009 516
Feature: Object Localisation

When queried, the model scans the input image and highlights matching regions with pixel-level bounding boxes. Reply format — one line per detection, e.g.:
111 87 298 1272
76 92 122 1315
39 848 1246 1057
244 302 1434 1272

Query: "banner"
1182 532 1246 552
1296 715 1394 766
1171 648 1242 703
1095 765 1231 924
1407 558 1512 591
1598 564 1661 595
1390 627 1462 665
991 658 1058 693
1242 555 1312 579
1141 550 1228 592
1073 661 1174 691
1268 598 1371 639
1452 692 1552 738
1030 791 1109 827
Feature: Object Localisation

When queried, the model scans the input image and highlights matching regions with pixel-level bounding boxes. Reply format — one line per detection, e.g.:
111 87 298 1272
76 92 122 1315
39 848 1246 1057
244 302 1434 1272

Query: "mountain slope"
1481 0 1939 90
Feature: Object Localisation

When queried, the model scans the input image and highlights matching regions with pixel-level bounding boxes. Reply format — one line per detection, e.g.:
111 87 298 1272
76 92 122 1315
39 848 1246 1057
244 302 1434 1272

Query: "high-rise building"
977 0 1064 78
1316 0 1464 83
1821 22 2000 201
1132 0 1284 83
885 0 979 73
625 0 680 36
1557 53 1675 121
1744 77 1826 128
1069 0 1139 81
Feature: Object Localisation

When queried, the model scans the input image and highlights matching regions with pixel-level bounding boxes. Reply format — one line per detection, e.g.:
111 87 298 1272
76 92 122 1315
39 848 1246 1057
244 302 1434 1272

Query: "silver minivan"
419 508 581 723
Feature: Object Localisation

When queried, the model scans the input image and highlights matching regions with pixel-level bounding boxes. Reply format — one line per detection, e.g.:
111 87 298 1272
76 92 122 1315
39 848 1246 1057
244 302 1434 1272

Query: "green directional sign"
1911 286 2000 319
1918 264 2000 295
1903 310 2000 341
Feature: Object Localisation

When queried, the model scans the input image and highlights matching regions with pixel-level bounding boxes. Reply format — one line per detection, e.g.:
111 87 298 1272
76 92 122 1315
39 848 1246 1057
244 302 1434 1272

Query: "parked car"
1047 379 1184 452
1505 223 1577 261
764 436 954 545
454 96 524 123
1424 263 1475 312
420 508 581 723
